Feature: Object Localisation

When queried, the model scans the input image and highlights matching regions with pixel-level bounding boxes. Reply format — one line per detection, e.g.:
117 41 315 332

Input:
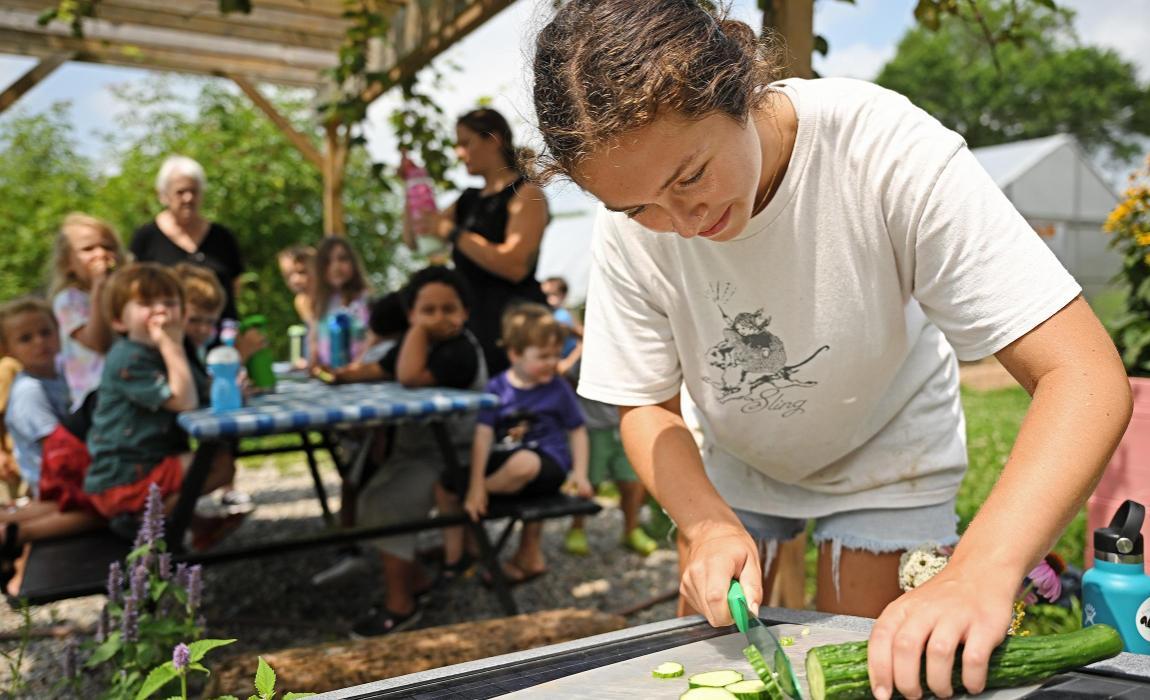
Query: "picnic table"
17 377 600 612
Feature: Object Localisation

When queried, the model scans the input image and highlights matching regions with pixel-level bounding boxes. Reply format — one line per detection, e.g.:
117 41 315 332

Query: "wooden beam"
0 51 71 115
231 74 324 170
0 26 329 87
361 0 514 104
762 0 814 79
2 0 347 51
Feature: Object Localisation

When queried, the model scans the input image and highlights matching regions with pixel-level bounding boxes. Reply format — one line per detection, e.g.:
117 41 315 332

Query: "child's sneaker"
564 528 590 556
623 526 657 556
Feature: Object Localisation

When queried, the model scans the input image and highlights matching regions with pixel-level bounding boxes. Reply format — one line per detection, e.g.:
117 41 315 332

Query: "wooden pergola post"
0 52 72 116
322 121 349 236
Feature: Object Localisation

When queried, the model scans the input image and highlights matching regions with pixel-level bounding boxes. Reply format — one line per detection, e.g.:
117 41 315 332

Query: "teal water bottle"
1082 499 1150 654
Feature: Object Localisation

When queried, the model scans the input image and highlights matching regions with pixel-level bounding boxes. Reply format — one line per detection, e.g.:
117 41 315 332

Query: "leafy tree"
876 1 1150 163
0 102 98 300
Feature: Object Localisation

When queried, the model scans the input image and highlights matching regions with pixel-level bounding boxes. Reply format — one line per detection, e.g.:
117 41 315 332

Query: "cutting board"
500 623 1040 698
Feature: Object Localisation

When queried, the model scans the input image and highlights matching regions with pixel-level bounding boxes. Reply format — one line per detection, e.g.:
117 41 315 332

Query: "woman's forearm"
455 233 534 283
619 397 741 540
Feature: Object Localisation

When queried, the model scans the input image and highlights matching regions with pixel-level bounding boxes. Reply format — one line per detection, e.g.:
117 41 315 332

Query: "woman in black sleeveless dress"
412 109 549 374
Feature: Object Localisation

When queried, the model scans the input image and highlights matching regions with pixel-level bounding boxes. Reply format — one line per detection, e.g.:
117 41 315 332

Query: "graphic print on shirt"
702 282 829 415
494 407 536 452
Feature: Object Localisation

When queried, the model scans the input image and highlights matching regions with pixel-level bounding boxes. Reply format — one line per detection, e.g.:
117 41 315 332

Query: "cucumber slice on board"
725 678 771 699
653 661 686 679
688 670 745 688
681 688 738 699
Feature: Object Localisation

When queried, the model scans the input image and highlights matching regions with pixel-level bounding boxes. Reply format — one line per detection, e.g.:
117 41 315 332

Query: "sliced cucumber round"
681 688 738 699
653 661 686 678
688 670 745 688
725 678 770 699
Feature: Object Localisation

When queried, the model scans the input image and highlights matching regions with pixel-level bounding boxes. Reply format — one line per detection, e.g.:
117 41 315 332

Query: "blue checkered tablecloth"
177 380 498 440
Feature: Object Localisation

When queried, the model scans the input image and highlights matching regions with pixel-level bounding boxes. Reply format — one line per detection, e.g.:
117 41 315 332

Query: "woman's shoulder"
131 219 162 239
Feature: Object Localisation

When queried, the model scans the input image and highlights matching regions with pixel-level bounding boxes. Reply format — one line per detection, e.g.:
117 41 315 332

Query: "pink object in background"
400 150 438 223
1087 377 1150 566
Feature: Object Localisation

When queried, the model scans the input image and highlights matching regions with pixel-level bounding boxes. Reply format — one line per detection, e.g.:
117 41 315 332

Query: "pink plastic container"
1086 377 1150 566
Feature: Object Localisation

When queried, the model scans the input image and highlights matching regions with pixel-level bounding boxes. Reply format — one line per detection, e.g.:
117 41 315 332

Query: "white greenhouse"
972 134 1121 300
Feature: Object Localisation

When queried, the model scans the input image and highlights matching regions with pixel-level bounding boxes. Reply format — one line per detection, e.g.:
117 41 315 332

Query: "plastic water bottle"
239 314 276 391
1082 499 1150 653
206 319 243 413
288 324 307 367
327 312 351 369
401 150 446 259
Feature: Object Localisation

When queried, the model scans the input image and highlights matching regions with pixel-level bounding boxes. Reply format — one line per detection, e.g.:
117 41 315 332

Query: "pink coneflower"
1026 559 1062 604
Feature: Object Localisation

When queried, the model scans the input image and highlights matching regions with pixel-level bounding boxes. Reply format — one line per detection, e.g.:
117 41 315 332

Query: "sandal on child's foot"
350 604 423 638
433 553 474 587
564 528 590 556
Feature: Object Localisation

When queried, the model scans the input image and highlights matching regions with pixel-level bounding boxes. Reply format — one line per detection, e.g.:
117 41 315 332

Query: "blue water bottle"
327 312 351 368
1082 499 1150 654
206 319 243 413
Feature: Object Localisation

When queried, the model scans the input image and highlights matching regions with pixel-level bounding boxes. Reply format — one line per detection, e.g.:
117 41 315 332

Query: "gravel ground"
0 458 680 698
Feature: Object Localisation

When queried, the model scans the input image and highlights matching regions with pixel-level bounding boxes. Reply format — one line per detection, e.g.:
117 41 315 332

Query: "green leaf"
134 662 177 700
188 662 210 674
255 656 276 697
813 34 829 56
85 633 123 667
187 638 237 663
151 580 169 602
283 693 316 699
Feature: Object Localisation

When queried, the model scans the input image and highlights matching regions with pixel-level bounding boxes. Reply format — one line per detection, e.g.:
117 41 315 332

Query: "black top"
378 331 481 390
452 178 546 374
130 221 245 321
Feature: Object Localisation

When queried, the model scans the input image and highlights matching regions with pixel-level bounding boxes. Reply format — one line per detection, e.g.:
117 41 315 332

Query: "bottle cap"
1094 499 1145 560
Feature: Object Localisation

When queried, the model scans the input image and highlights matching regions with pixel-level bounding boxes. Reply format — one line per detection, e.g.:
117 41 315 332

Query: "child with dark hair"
350 265 488 637
436 303 591 591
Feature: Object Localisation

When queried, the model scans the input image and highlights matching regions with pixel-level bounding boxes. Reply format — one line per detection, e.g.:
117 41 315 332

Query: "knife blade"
728 580 804 699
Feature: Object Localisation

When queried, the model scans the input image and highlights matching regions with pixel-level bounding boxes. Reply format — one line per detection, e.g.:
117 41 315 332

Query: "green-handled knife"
727 580 804 699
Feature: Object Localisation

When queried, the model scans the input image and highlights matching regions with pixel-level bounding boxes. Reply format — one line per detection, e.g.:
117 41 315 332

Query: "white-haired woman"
130 155 245 320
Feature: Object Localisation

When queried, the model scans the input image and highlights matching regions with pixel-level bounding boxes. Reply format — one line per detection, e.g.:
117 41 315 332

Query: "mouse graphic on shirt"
702 282 829 414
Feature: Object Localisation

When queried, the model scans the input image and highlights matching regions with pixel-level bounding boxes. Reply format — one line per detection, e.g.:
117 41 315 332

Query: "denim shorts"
733 499 960 598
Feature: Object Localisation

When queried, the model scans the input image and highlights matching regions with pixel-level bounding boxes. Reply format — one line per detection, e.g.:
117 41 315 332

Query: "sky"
2 0 1149 302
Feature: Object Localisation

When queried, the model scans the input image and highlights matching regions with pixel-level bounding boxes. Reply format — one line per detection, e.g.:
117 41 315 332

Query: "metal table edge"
311 608 1150 699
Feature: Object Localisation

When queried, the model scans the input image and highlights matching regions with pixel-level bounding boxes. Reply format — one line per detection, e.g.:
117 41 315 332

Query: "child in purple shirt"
438 303 591 585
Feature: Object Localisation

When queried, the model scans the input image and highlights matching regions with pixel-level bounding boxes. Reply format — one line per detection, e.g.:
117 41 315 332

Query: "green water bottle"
240 315 276 390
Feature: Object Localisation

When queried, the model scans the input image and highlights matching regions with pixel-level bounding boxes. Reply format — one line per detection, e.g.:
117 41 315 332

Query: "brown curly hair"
530 0 784 184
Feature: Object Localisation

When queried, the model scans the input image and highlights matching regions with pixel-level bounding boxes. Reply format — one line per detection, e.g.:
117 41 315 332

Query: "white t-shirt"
577 78 1080 518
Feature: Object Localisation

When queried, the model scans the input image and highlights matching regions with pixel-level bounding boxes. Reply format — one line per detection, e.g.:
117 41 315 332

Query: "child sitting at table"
174 263 256 521
84 263 235 530
0 298 104 592
277 244 316 326
437 303 592 590
326 291 408 384
350 265 488 637
309 236 373 368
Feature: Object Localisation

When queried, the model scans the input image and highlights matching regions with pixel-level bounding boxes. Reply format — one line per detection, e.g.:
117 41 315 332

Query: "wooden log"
204 607 627 696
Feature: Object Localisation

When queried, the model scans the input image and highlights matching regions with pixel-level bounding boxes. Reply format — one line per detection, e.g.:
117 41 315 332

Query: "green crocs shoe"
565 528 590 556
624 526 658 556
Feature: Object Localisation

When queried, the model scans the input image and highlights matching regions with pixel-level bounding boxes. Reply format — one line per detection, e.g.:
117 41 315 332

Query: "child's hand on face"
464 484 488 521
148 310 183 347
87 255 117 284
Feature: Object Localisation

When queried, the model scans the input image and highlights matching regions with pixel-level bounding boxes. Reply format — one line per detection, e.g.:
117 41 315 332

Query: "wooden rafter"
230 74 324 169
0 50 71 115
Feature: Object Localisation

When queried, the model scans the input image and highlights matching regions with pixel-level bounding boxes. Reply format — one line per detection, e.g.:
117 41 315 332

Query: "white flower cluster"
898 543 951 592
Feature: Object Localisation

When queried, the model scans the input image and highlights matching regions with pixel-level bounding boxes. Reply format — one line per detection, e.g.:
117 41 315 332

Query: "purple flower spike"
121 598 139 643
174 562 189 589
106 561 123 605
96 603 109 643
130 564 149 606
1027 560 1063 603
157 553 172 580
135 483 166 548
172 643 190 671
186 565 203 613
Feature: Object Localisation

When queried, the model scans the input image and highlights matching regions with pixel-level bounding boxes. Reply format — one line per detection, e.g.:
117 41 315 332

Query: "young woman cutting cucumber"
528 2 1132 699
